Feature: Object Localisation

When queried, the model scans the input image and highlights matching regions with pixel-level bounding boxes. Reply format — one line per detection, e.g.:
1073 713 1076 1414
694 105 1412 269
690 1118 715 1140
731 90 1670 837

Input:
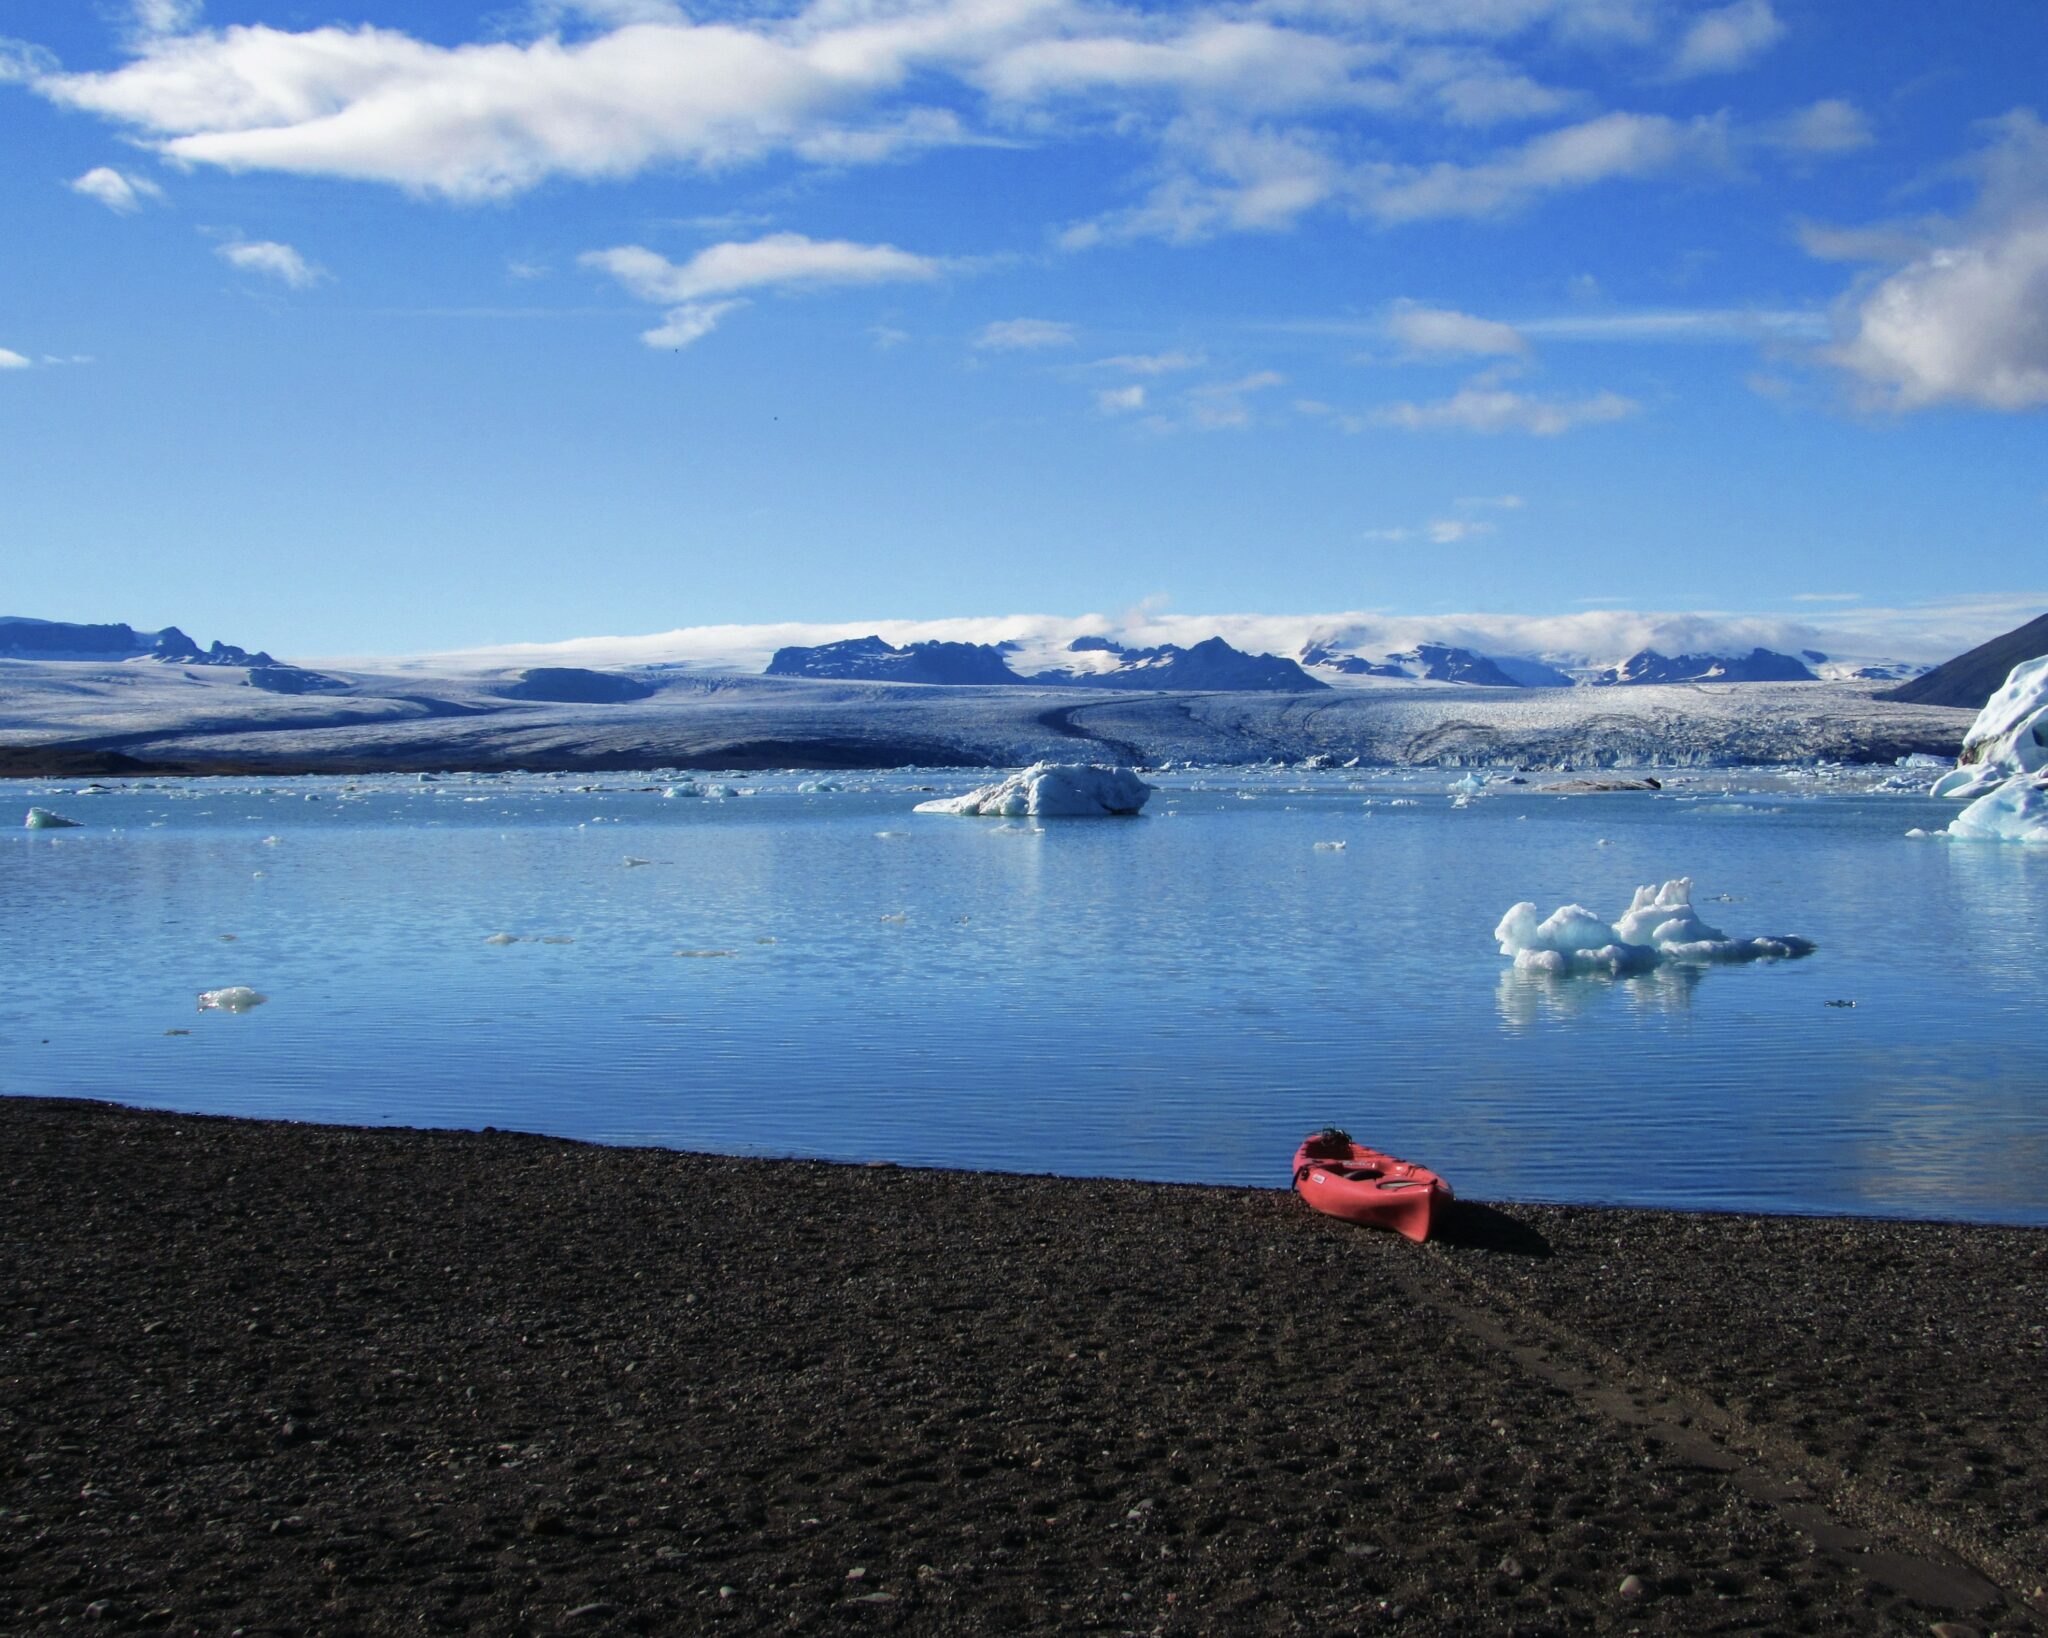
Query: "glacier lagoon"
4 765 2043 1225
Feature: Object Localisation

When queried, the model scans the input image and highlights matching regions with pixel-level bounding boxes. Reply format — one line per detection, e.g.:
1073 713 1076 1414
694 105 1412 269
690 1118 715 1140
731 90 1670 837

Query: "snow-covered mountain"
0 615 274 667
1589 647 1818 686
765 633 1325 692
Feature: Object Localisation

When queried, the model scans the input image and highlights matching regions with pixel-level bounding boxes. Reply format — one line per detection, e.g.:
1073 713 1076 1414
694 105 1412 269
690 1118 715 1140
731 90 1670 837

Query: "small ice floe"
1450 772 1486 796
622 856 653 867
874 830 908 839
915 762 1153 818
673 948 736 958
1826 999 1857 1008
705 783 736 799
24 807 81 830
879 911 908 923
662 782 700 798
1494 878 1815 976
484 933 520 945
797 780 841 794
260 835 281 846
197 986 267 1012
539 935 575 945
1313 840 1346 851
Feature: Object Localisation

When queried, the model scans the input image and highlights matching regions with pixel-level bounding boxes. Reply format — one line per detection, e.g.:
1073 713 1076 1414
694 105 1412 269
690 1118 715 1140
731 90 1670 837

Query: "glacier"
0 655 1972 777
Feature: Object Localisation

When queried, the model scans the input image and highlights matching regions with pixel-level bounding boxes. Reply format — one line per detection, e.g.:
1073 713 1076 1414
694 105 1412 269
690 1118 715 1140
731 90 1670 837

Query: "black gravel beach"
3 1098 2043 1635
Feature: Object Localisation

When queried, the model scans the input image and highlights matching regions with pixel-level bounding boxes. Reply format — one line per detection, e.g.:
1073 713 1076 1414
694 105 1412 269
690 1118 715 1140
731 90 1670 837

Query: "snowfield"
0 657 1973 775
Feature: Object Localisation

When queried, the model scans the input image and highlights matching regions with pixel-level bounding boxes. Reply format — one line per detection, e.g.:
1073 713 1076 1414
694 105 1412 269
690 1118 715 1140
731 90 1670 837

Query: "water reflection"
1495 963 1703 1029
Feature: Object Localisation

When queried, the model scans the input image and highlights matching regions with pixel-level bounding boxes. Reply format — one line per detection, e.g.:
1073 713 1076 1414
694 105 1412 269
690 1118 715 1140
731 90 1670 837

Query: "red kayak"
1292 1129 1452 1243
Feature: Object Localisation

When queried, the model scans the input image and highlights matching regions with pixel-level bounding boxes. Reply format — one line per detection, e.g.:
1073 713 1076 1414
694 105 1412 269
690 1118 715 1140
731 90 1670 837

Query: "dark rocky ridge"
1883 611 2048 709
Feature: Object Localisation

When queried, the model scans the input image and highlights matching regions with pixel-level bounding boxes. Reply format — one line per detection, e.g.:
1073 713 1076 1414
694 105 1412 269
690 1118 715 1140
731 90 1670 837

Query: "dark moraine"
3 1098 2042 1635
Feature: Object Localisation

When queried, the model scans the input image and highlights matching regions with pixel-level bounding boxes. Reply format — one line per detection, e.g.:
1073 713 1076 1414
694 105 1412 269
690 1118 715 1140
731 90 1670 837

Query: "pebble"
1498 1555 1524 1580
1618 1574 1646 1600
717 1586 736 1600
561 1602 616 1623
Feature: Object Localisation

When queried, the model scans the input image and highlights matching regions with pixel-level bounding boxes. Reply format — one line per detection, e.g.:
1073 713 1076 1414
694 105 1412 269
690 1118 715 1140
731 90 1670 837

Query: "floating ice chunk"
662 782 700 798
673 949 736 958
1313 840 1346 851
874 830 907 839
261 835 281 846
705 783 736 799
622 856 653 867
797 780 841 793
197 986 267 1011
913 762 1153 818
1495 877 1814 975
24 807 81 829
1452 772 1486 795
1946 776 2048 843
484 933 520 945
1931 655 2048 800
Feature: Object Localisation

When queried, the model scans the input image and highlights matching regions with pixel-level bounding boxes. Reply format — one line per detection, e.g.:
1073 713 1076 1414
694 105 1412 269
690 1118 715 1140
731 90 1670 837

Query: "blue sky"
2 0 2045 662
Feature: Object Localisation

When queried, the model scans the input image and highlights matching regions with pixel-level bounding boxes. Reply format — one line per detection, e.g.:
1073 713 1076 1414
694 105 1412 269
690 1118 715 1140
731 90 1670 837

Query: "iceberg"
913 762 1153 818
197 986 267 1011
1927 656 2048 841
1930 655 2048 800
1495 878 1815 976
1946 777 2048 844
24 807 81 829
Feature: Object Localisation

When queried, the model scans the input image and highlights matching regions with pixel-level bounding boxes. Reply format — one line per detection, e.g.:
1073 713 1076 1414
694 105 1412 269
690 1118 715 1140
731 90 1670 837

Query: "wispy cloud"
216 239 324 287
1372 386 1639 435
1096 384 1145 414
1667 0 1784 79
582 232 940 350
973 318 1077 351
1386 301 1528 357
69 166 165 212
1089 350 1206 374
0 347 32 370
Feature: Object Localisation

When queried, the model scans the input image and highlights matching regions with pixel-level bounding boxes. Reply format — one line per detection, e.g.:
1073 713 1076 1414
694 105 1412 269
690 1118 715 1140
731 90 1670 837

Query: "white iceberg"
914 762 1153 818
1931 655 2048 800
1927 656 2048 841
1495 878 1815 976
1946 776 2048 844
24 807 81 829
197 986 267 1011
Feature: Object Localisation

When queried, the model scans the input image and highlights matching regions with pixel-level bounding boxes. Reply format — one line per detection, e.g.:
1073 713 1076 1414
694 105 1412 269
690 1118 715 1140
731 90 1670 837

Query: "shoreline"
4 1096 2043 1633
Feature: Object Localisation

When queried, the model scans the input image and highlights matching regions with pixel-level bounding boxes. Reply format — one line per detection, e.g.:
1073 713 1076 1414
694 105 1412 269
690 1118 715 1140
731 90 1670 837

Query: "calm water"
4 768 2044 1224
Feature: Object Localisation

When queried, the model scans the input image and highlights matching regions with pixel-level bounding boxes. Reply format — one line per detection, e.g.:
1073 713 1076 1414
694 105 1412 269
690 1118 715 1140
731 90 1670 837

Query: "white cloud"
1096 384 1146 412
1667 0 1784 79
640 301 744 349
69 166 165 212
216 239 324 287
869 324 910 349
583 234 938 303
1770 99 1873 156
1365 110 1725 222
0 348 32 369
1091 349 1206 374
1372 385 1639 434
973 317 1077 350
1427 517 1497 542
583 232 940 350
1456 493 1525 508
1824 111 2048 412
1387 300 1528 356
129 1 203 42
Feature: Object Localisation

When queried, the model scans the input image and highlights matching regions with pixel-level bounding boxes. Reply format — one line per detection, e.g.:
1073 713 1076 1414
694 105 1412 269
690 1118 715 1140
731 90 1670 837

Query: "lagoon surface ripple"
4 767 2043 1225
